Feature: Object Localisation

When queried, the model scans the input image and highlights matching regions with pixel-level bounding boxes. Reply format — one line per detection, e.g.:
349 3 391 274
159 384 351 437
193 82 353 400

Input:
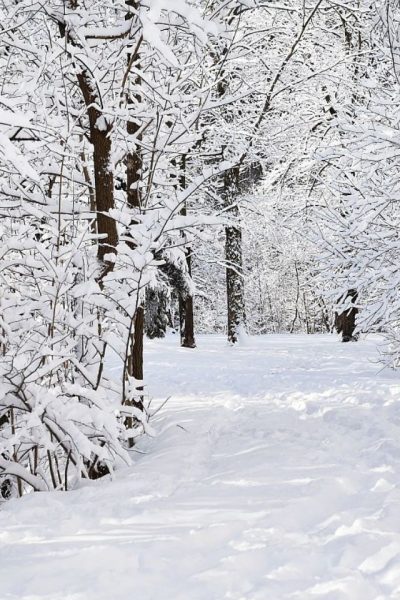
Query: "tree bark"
58 5 118 279
334 289 358 342
91 126 118 268
126 109 145 390
179 253 196 348
125 1 144 420
178 155 196 348
224 167 246 343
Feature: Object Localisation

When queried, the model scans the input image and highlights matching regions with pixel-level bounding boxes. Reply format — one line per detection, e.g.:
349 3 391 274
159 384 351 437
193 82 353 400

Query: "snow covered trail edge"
1 334 400 600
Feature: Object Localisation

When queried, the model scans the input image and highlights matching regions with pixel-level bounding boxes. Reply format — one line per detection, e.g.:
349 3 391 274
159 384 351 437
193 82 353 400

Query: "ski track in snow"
1 334 400 600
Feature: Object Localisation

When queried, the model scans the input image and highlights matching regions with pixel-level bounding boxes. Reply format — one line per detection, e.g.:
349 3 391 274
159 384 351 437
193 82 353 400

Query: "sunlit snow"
1 334 400 600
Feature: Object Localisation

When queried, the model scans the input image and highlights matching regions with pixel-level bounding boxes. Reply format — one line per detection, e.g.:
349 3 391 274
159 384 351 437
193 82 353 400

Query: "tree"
0 0 237 495
197 0 342 342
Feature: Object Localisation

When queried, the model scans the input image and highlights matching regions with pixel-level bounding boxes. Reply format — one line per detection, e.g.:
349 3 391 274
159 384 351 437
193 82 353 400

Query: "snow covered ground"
1 334 400 600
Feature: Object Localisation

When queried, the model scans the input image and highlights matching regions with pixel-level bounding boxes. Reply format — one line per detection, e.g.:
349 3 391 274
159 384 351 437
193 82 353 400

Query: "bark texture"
334 289 358 342
179 253 196 348
124 3 145 423
224 167 246 343
178 168 196 348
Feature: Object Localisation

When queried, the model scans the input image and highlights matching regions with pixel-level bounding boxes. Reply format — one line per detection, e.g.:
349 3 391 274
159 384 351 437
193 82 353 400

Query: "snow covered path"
2 334 400 600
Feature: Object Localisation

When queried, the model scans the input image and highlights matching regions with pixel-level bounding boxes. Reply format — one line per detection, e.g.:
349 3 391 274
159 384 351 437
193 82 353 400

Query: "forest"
1 1 400 598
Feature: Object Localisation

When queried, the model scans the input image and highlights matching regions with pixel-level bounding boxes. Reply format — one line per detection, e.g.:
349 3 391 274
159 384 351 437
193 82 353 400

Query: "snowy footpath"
2 334 400 600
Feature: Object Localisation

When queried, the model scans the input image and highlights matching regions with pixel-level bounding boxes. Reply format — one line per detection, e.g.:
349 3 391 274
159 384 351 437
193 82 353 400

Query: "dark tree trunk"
58 5 117 478
334 289 358 342
58 8 118 279
223 167 246 343
91 128 118 267
145 287 169 338
179 253 196 348
124 5 144 427
76 73 118 280
126 103 144 397
178 174 195 347
177 155 196 348
180 296 196 348
215 46 247 344
128 307 144 382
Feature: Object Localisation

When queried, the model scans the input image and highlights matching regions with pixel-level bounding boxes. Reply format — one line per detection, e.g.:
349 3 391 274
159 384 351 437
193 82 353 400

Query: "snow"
0 133 40 183
2 334 400 599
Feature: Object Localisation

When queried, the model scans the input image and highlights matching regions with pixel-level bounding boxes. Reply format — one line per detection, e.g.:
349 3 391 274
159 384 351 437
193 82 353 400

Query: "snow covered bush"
0 0 247 496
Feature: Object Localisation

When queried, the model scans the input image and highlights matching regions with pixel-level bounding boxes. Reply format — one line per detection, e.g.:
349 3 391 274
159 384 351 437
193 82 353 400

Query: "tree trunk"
59 4 117 477
76 73 118 279
128 307 144 383
178 159 196 348
177 154 196 348
126 114 145 386
58 7 118 278
224 167 246 343
145 286 169 338
125 4 144 421
334 289 358 342
92 128 118 269
179 253 196 348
